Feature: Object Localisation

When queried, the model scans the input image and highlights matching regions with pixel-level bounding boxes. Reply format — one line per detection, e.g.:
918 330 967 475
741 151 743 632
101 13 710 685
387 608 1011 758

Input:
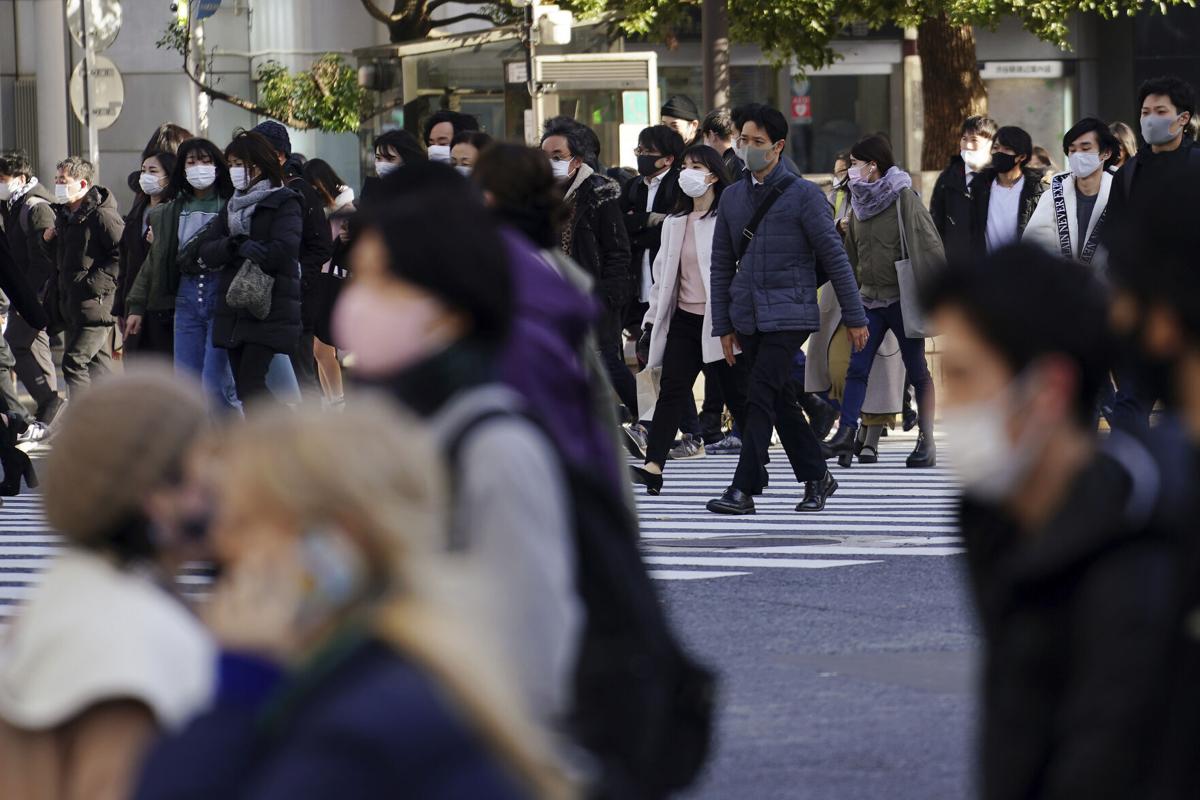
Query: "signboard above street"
979 61 1064 80
69 56 125 131
196 0 224 20
66 0 122 52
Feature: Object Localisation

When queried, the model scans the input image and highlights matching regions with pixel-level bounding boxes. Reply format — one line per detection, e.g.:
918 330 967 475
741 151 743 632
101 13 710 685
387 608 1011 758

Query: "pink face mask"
331 282 447 377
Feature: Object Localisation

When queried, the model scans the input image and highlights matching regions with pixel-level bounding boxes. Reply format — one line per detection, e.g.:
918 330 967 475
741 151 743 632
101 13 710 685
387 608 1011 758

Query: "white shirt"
639 171 666 303
985 175 1025 253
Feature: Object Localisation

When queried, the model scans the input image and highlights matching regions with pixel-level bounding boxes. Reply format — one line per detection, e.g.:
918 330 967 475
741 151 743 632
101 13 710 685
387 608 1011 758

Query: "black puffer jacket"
116 194 152 319
968 167 1046 257
0 182 55 329
564 174 631 310
284 161 334 332
54 185 124 328
961 449 1176 800
198 186 303 353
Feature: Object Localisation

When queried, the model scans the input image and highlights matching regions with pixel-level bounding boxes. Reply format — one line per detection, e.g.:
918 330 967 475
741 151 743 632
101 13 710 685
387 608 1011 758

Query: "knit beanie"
251 120 292 157
661 94 700 123
43 366 210 545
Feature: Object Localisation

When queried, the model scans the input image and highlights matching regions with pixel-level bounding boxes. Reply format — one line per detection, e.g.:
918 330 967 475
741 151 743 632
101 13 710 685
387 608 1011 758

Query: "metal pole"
701 0 730 111
79 0 100 168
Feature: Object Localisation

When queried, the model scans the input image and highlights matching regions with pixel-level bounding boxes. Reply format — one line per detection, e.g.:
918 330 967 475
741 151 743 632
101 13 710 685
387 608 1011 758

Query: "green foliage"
256 56 369 134
566 0 1196 69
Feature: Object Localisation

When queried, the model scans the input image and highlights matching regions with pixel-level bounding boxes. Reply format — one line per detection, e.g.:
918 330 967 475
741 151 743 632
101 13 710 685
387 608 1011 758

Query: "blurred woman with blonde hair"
133 397 574 800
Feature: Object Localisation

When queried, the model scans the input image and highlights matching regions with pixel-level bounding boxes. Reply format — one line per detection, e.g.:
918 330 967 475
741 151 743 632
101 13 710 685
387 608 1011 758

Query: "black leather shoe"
800 393 838 441
906 432 937 468
903 400 918 432
630 465 664 496
821 424 858 460
707 487 756 515
797 470 838 512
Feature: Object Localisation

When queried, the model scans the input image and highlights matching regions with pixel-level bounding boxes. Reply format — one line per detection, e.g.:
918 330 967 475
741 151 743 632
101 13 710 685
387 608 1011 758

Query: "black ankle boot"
906 431 937 468
797 470 838 512
821 424 858 460
799 393 837 441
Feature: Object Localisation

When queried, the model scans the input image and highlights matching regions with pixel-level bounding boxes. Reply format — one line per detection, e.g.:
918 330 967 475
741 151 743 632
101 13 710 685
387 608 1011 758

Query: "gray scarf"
849 166 913 221
227 180 276 237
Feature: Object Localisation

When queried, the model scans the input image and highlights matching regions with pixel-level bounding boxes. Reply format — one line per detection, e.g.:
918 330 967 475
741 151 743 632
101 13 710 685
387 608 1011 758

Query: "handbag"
894 193 933 339
226 258 274 321
636 367 662 421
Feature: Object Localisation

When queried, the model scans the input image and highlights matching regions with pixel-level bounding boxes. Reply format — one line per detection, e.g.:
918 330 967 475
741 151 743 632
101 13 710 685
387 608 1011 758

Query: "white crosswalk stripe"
633 430 965 580
0 432 965 621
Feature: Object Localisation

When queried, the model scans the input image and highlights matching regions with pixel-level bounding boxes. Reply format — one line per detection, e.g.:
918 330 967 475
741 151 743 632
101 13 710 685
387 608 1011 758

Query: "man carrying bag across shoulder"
707 104 869 515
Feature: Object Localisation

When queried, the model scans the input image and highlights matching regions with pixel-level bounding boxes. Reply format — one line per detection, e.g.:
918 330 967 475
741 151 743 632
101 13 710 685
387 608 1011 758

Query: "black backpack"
448 409 716 799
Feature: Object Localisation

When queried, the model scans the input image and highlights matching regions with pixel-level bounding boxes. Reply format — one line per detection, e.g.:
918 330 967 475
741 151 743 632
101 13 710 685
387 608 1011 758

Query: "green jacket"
125 196 225 316
846 187 944 303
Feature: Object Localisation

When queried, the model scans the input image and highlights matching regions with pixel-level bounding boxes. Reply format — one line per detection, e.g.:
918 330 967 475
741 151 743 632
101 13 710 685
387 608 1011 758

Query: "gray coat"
710 161 866 337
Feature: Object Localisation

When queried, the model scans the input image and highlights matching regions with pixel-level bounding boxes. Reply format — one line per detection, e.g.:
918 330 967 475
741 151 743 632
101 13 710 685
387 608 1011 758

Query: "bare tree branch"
431 11 496 27
359 0 400 24
426 0 486 10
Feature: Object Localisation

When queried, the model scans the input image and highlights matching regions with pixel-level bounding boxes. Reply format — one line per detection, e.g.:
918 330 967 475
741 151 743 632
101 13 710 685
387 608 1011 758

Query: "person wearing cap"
338 161 582 733
250 120 334 406
0 366 216 800
661 95 702 148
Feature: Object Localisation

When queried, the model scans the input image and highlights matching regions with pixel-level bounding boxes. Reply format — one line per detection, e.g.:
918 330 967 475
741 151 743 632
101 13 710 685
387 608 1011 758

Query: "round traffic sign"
66 0 123 53
69 56 126 131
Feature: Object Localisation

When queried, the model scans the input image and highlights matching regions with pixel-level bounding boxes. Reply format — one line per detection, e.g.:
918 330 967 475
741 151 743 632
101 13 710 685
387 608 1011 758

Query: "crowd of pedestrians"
0 69 1197 798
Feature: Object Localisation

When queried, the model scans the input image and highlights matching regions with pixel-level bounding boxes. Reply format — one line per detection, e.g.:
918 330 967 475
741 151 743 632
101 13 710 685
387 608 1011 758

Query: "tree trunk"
917 15 988 171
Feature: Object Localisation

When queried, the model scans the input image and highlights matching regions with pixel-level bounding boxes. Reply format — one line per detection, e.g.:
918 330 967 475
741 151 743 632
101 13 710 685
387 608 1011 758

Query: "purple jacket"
498 227 618 484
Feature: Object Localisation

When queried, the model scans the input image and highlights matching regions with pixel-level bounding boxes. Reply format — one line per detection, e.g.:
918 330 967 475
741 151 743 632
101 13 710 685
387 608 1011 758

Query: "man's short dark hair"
637 125 685 161
994 125 1033 161
56 156 95 184
732 103 788 143
1137 75 1197 118
541 116 595 162
0 151 33 179
925 243 1113 426
701 110 736 141
961 116 998 139
1061 117 1122 167
422 110 479 144
374 129 425 165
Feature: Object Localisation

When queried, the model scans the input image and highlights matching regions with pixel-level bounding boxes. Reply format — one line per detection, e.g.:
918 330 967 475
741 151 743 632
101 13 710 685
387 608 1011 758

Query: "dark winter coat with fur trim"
562 173 632 310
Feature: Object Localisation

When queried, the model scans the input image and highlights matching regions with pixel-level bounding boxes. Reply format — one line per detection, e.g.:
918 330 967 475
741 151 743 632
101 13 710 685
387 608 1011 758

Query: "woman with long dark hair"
301 158 353 407
630 144 750 495
197 131 302 403
125 138 240 409
823 135 944 468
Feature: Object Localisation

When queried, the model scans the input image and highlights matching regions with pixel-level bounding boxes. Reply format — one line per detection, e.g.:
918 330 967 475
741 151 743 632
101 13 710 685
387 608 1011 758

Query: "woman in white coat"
1022 117 1118 269
631 145 748 495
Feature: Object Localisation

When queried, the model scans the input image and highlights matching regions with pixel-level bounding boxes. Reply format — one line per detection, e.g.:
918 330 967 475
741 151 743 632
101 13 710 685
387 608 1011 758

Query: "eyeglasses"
633 148 662 157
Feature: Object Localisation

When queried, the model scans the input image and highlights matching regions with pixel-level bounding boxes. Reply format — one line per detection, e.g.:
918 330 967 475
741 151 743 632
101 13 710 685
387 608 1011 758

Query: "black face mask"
991 152 1018 173
637 154 664 177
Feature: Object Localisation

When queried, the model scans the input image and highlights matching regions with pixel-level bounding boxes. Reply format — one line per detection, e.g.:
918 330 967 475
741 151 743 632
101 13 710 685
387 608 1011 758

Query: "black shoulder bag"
735 174 796 266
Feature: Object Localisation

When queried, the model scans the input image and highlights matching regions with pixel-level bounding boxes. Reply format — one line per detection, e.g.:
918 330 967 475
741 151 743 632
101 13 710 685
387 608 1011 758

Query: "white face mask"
1067 151 1102 179
0 179 18 202
939 385 1038 503
185 164 217 190
139 171 166 196
678 168 713 198
454 164 472 177
375 159 399 178
229 166 250 192
55 181 82 203
550 158 573 181
961 148 991 172
427 145 452 164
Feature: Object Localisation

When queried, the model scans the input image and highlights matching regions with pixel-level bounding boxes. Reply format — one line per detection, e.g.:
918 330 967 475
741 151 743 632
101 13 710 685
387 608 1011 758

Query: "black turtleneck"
371 340 497 418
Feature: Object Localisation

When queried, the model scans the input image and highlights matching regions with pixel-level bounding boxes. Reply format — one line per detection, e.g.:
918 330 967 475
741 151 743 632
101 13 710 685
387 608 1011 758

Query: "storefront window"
984 77 1073 170
788 74 890 174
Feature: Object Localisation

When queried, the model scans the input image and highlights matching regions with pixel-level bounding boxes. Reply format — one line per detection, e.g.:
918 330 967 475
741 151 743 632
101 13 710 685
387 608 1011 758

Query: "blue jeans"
266 354 302 404
174 274 240 412
841 301 934 430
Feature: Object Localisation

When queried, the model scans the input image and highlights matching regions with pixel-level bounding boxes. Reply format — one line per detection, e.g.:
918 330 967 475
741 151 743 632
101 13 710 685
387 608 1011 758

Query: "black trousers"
5 312 58 408
0 336 32 426
732 330 825 491
646 310 749 466
289 330 323 406
62 323 113 395
597 301 639 419
228 342 276 404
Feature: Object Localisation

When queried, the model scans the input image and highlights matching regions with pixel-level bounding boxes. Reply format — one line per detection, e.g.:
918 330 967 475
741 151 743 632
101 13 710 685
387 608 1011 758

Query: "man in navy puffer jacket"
708 104 869 515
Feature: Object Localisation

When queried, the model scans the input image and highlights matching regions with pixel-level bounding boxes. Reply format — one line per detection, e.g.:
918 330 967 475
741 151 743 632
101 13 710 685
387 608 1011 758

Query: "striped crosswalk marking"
633 430 965 580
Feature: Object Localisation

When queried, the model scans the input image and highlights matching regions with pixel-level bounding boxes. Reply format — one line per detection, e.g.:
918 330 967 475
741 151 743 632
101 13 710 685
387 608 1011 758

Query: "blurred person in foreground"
337 161 583 736
1107 181 1200 798
0 366 215 800
133 397 571 799
474 142 623 491
928 243 1176 800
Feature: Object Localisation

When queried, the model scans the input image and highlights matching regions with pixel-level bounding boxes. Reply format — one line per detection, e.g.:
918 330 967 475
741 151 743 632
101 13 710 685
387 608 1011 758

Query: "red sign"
791 95 812 120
